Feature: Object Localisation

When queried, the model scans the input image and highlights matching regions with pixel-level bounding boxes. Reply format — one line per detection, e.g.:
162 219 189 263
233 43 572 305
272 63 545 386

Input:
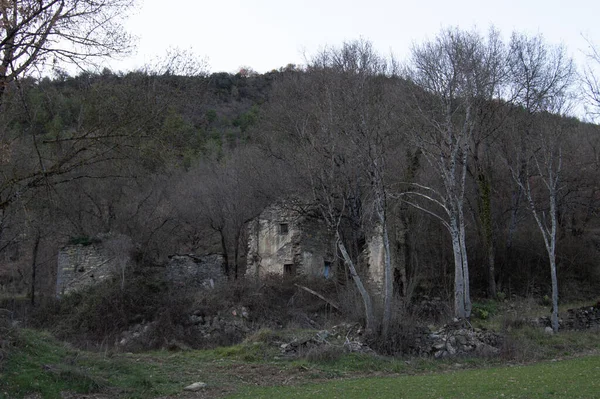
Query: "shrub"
472 301 499 320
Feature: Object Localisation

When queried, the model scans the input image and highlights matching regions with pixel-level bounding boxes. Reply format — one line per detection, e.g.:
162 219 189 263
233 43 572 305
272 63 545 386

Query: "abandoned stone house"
246 203 336 279
246 203 390 288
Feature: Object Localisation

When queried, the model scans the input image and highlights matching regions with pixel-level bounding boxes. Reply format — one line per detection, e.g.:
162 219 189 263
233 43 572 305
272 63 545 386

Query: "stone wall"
56 243 114 296
56 234 133 296
247 204 335 279
166 254 225 290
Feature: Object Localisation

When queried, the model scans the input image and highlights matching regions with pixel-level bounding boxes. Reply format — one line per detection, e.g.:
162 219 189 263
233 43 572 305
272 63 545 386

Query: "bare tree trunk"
549 192 559 332
30 230 41 306
458 209 471 318
336 231 375 331
478 173 497 298
219 230 230 278
381 218 393 336
519 156 561 333
395 208 409 297
234 230 241 280
450 219 466 319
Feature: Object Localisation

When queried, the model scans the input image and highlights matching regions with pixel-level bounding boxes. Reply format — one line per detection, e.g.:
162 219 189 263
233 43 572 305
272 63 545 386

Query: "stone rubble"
530 303 600 331
116 306 252 350
279 323 374 356
563 303 600 330
426 323 502 359
187 307 252 340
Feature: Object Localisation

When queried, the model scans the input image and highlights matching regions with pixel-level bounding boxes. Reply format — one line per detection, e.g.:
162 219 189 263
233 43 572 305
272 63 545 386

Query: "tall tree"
403 28 504 319
505 33 574 332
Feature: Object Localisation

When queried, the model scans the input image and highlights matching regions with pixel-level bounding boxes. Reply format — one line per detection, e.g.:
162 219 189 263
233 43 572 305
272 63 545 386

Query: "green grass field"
229 355 600 399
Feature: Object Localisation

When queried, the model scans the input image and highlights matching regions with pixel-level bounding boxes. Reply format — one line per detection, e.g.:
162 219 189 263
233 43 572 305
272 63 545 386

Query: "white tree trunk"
450 218 466 319
549 191 560 332
381 218 393 336
336 232 375 331
519 159 561 333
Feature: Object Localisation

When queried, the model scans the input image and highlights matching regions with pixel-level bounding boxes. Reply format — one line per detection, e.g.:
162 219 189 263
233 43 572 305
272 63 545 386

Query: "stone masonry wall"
247 204 335 279
166 254 225 290
56 243 115 296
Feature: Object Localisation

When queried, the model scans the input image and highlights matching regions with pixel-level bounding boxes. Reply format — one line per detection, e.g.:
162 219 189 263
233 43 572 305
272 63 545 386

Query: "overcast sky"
108 0 600 74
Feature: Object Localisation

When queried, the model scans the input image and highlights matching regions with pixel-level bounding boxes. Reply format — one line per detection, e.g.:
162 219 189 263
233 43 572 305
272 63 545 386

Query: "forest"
2 27 600 321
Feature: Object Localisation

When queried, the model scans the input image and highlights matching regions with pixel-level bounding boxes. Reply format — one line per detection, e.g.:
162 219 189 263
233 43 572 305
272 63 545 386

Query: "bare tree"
505 33 574 332
0 0 136 105
174 146 278 279
403 28 504 319
582 37 600 120
259 40 404 331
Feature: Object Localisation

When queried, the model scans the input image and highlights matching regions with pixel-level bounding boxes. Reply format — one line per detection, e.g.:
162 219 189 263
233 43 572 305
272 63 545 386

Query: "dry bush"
368 308 429 356
28 263 180 349
334 283 370 325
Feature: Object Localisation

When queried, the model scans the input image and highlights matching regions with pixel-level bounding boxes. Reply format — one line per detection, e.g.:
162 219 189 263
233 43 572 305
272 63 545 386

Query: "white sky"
107 0 600 74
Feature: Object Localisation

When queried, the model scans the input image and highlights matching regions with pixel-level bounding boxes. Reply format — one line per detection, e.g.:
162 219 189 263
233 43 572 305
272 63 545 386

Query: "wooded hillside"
1 29 600 328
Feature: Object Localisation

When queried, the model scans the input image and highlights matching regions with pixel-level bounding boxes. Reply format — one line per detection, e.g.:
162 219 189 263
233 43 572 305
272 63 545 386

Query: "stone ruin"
246 202 395 291
56 235 226 296
246 203 337 279
56 234 133 296
165 253 225 290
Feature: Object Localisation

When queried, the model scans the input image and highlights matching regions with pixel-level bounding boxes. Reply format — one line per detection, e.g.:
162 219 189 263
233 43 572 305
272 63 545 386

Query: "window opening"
279 223 289 235
284 263 296 276
324 261 332 279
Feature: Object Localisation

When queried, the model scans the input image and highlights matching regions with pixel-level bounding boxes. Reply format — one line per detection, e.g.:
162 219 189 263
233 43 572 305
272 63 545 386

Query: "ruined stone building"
56 233 225 296
246 203 337 279
246 202 403 293
56 239 124 296
166 253 225 290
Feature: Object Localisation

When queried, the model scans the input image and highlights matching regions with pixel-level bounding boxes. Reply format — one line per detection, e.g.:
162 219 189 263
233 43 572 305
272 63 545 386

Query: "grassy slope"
229 355 600 399
2 324 600 398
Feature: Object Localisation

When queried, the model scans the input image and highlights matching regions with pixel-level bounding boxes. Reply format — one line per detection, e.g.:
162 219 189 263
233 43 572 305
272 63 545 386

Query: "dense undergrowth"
27 266 350 352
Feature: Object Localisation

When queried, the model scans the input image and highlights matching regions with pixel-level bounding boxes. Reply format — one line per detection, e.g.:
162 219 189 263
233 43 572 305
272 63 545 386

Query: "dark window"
279 223 289 235
324 261 332 279
284 263 296 276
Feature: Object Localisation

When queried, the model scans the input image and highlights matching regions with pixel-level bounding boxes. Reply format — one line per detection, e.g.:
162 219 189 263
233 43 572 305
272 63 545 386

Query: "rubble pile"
187 307 252 339
116 307 252 350
279 323 373 356
426 323 502 358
